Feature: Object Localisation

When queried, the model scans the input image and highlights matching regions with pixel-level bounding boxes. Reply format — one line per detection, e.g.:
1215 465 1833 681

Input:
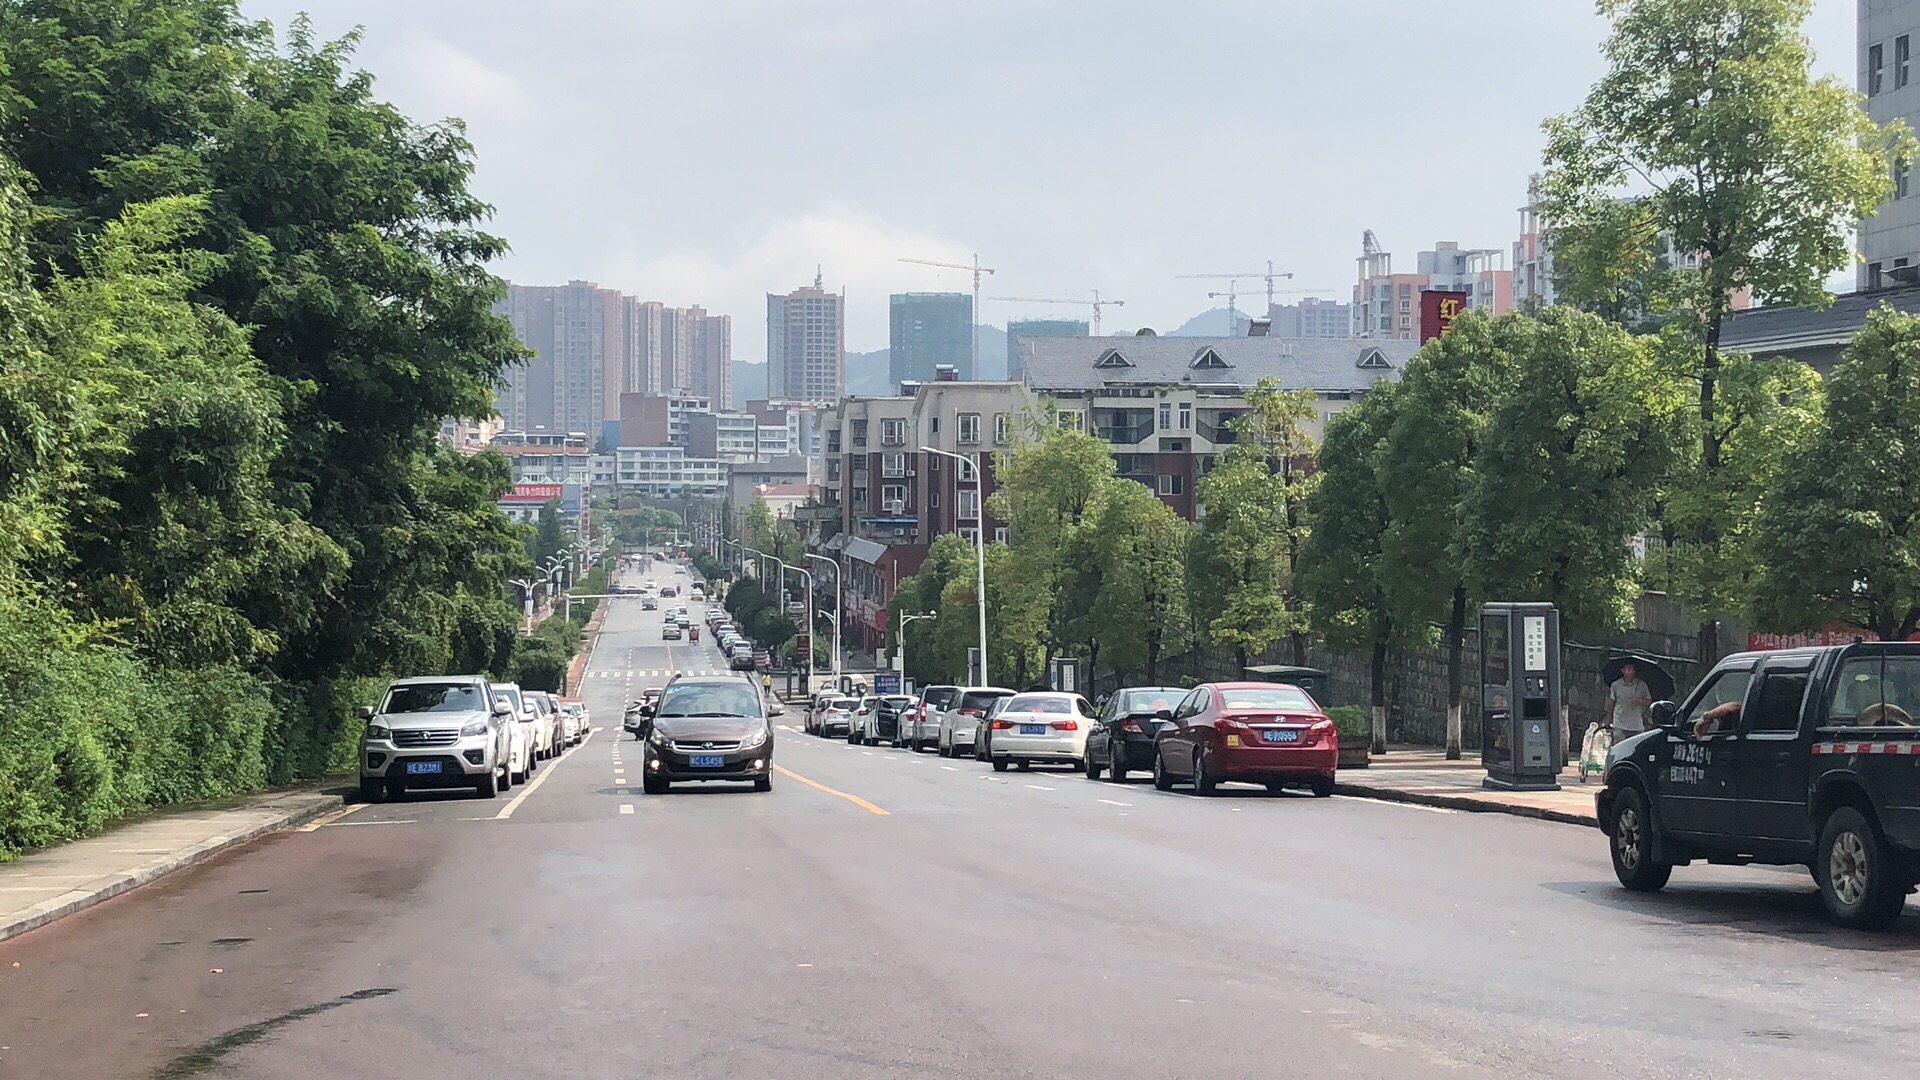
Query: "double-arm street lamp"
803 552 842 691
897 611 936 681
775 557 814 688
920 445 989 685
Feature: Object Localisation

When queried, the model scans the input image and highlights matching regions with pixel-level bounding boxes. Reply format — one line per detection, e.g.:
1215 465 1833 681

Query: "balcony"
1097 423 1153 445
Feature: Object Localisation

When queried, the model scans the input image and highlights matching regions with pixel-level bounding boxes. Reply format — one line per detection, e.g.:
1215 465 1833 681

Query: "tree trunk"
1445 586 1466 760
1370 638 1389 755
1696 618 1720 672
1289 631 1307 667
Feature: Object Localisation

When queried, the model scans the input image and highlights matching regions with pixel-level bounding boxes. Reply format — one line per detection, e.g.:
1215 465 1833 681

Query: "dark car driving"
637 675 777 792
1085 685 1187 782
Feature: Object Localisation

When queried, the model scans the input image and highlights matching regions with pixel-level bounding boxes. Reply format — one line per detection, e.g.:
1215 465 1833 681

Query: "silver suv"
360 676 514 800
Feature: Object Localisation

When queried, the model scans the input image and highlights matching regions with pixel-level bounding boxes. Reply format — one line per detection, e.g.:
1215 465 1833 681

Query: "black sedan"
1084 686 1187 782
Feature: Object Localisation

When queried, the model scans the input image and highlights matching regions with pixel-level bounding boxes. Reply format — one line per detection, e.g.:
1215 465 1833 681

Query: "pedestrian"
1607 661 1654 742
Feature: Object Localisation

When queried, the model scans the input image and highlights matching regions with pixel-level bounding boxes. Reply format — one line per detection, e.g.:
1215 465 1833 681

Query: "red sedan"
1150 682 1337 796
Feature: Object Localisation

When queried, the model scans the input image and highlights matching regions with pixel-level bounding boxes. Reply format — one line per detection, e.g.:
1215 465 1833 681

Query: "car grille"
670 740 743 753
393 729 461 748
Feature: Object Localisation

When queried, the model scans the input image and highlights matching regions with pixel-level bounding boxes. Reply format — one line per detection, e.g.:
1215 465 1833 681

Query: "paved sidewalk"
1333 746 1600 826
0 788 345 943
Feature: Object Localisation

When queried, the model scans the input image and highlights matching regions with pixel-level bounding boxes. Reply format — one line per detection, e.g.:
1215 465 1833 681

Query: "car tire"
754 775 773 792
1309 776 1335 798
992 757 1010 773
938 742 951 758
1108 744 1127 783
1192 752 1215 796
1608 786 1672 893
1816 806 1909 929
359 779 384 803
1152 749 1174 791
474 769 499 799
847 729 859 745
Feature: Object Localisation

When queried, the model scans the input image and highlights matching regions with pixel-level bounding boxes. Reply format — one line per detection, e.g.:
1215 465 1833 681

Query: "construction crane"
1177 260 1298 309
1202 280 1337 333
987 290 1126 336
900 255 996 376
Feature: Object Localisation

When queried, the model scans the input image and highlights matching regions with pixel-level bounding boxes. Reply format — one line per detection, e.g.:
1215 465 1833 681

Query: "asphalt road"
3 557 1918 1080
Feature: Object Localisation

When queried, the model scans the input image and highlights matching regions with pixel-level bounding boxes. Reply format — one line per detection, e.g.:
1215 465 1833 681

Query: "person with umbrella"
1606 660 1657 742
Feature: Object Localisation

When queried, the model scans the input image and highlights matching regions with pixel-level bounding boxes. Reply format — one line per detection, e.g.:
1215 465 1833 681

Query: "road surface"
2 558 1915 1079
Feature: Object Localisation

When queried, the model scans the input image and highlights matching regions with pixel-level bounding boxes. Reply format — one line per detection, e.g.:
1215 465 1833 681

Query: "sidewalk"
0 788 345 944
1333 746 1600 827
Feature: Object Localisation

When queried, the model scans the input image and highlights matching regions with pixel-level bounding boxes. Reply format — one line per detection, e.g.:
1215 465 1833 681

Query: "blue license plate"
1262 730 1300 743
1020 724 1047 735
406 761 443 775
689 755 725 768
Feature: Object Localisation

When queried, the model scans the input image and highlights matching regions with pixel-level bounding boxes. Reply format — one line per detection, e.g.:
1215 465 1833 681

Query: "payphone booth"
1480 602 1564 791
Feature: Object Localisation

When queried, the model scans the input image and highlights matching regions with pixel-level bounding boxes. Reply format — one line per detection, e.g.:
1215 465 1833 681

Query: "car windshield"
1006 694 1072 713
1218 687 1317 711
656 683 763 719
382 683 485 714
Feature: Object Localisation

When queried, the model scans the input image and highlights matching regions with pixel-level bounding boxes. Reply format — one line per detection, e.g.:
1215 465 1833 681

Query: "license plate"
1021 724 1047 735
1262 730 1300 743
689 755 725 768
406 761 443 775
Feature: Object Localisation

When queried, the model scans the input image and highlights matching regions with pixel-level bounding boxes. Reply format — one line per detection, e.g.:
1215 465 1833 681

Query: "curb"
1332 781 1599 828
0 792 347 945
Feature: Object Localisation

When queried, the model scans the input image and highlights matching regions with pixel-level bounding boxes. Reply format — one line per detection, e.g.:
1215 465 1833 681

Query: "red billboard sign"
1420 290 1469 343
510 483 564 501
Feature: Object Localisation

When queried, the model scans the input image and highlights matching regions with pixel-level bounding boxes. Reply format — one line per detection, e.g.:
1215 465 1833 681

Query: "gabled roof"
1094 347 1132 369
1018 336 1421 393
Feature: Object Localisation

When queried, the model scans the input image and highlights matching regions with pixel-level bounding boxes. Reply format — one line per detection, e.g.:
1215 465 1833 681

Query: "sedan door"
1158 690 1208 777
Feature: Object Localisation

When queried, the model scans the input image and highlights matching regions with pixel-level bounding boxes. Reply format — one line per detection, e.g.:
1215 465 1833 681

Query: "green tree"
1089 480 1194 684
1461 309 1680 633
989 421 1116 680
1753 306 1920 640
528 497 568 565
1540 0 1912 660
1300 384 1404 753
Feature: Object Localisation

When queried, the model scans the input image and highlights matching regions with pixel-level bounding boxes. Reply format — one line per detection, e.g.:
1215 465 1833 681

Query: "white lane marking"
1097 799 1132 807
1026 784 1056 791
620 804 635 814
862 751 873 757
941 766 958 772
496 728 594 819
1331 795 1459 814
300 803 369 831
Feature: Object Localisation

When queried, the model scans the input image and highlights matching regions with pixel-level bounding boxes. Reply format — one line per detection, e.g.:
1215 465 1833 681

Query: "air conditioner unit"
906 469 917 477
883 501 905 514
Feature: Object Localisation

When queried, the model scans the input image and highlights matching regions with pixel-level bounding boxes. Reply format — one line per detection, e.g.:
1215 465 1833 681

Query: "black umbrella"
1601 655 1674 703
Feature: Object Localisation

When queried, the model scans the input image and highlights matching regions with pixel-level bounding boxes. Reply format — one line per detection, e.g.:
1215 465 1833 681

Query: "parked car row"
705 608 758 670
358 676 592 801
807 680 1339 795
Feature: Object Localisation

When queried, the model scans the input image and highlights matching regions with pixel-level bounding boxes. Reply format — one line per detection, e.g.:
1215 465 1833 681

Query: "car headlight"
741 727 768 749
461 719 488 737
648 728 666 746
366 724 391 742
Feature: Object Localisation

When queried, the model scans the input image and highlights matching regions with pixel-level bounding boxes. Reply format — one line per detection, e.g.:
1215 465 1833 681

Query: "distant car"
846 695 883 744
814 697 860 738
359 676 514 800
1150 682 1336 797
557 697 589 744
492 682 540 783
662 624 682 640
909 685 961 752
730 645 756 671
642 597 658 611
691 588 706 601
937 687 1016 757
626 688 664 737
636 674 774 793
986 692 1098 772
526 691 559 759
1084 685 1188 782
661 585 678 598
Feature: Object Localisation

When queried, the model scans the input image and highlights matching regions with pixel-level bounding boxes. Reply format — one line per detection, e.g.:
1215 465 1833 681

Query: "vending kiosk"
1480 602 1564 791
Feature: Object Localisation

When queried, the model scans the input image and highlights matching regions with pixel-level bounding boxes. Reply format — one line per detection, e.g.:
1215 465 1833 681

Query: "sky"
239 0 1859 358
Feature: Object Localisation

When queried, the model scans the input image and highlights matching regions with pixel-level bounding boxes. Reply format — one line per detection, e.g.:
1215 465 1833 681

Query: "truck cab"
1597 643 1920 928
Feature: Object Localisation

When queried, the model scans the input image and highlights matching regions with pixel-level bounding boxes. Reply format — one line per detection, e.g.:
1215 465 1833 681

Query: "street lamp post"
509 578 540 634
804 553 842 692
921 445 989 685
897 611 936 682
776 558 814 690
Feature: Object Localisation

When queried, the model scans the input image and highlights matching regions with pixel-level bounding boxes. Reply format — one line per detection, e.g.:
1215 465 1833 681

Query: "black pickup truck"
1597 643 1920 928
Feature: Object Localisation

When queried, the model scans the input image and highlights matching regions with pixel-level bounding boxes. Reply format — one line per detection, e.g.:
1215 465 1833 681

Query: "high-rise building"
1006 318 1088 378
1514 175 1557 307
1265 298 1351 339
890 292 972 384
1353 234 1513 340
688 308 732 405
1862 6 1920 288
767 276 845 403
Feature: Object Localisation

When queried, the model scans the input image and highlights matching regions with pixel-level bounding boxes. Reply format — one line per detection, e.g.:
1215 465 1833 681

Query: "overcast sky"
239 0 1857 357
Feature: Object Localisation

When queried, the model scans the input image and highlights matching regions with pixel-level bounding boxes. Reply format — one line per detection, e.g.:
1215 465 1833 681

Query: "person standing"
1608 661 1654 741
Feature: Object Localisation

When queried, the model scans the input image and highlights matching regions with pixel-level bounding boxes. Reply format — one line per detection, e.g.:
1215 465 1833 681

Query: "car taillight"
1050 719 1079 731
1121 718 1144 734
1215 718 1253 734
991 719 1014 730
1305 719 1336 747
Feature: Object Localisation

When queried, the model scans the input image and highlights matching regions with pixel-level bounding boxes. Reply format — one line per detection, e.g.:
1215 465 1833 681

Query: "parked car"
805 690 840 735
527 691 560 758
987 692 1098 772
974 695 1016 761
846 695 884 744
359 676 514 800
557 698 589 744
1150 682 1336 797
492 682 539 783
938 687 1017 757
635 674 776 793
1085 685 1187 782
730 645 756 671
814 696 860 738
869 694 915 746
911 685 961 752
1598 642 1920 928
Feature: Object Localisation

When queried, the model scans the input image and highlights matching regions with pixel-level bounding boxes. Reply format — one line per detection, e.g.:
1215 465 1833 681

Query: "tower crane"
1200 279 1338 334
986 290 1126 336
1177 260 1299 309
900 254 996 375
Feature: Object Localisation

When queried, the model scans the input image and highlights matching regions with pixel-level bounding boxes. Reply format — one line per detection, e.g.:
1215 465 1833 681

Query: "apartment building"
1863 3 1920 288
1265 298 1352 339
491 430 592 486
1354 235 1513 339
604 446 725 497
768 275 846 403
890 292 973 383
439 416 501 454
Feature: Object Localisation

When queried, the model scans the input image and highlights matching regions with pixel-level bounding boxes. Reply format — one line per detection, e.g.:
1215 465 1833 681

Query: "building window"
1871 42 1886 95
881 418 906 445
881 484 907 510
1159 402 1172 429
995 527 1010 544
930 488 940 508
1379 317 1392 330
1903 35 1914 89
883 453 906 478
852 486 869 506
958 488 981 520
1399 299 1411 312
1871 261 1886 289
1398 283 1413 299
851 420 868 448
958 413 981 444
993 412 1010 444
1058 410 1085 432
1157 474 1184 496
1179 402 1191 430
1899 163 1911 200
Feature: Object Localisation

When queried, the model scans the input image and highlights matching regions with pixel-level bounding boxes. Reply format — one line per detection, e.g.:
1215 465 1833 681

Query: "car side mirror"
358 706 375 721
493 703 514 717
1153 709 1174 722
640 704 656 718
1649 701 1677 729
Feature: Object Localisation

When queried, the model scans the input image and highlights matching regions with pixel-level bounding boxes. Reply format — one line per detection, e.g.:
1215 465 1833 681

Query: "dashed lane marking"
1097 799 1132 807
1026 784 1056 791
772 765 889 816
620 804 634 815
496 728 595 820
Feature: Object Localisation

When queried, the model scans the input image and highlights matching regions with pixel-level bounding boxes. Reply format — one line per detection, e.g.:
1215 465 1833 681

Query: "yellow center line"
772 765 890 816
300 803 369 831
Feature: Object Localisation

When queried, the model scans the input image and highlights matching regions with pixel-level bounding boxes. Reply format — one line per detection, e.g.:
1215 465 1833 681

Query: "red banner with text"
1420 290 1469 343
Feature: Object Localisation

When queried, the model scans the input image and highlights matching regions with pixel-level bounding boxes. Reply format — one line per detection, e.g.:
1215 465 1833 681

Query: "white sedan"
986 692 1099 772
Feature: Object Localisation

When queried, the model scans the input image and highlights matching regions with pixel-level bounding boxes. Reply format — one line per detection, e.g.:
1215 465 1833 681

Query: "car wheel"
359 779 384 803
754 775 773 792
938 742 951 758
1152 749 1174 791
992 757 1010 773
1085 750 1102 781
1817 806 1908 929
474 769 499 799
1192 752 1215 795
1309 776 1335 798
847 729 859 745
1608 786 1672 893
1108 744 1127 783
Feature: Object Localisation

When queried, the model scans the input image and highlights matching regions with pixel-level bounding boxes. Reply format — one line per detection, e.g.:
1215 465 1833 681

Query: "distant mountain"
730 360 765 410
1168 307 1250 337
846 349 891 396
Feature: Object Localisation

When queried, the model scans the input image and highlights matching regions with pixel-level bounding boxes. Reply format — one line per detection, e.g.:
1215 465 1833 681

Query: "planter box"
1337 744 1371 769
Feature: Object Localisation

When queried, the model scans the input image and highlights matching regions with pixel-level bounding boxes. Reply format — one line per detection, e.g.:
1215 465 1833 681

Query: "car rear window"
382 683 484 714
925 687 958 708
831 698 861 710
1006 694 1072 713
1218 687 1317 711
1119 689 1182 715
961 690 1013 709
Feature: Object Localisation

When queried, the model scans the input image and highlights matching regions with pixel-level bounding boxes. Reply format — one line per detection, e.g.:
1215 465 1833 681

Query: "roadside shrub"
1324 705 1371 742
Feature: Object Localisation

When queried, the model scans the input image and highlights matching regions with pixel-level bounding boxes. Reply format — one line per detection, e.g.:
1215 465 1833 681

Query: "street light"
509 577 540 634
897 611 936 682
921 445 989 685
776 557 814 689
804 552 842 691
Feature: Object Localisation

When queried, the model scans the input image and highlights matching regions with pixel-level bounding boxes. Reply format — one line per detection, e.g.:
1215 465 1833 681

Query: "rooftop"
1018 336 1420 393
1721 285 1920 358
